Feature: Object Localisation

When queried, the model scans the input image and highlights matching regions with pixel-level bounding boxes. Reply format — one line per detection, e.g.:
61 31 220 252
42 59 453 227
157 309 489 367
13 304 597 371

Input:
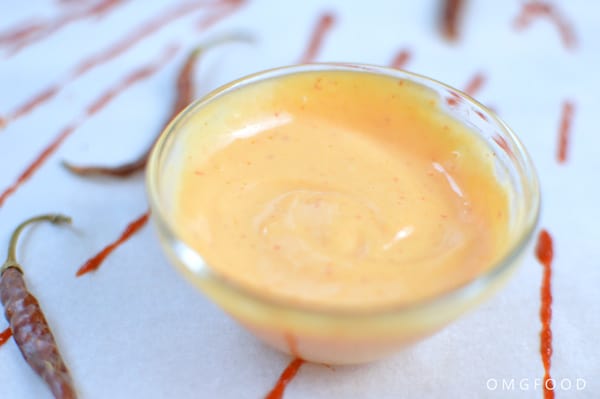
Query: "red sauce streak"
0 0 125 55
557 100 574 164
72 1 220 77
0 327 12 347
76 211 150 276
0 46 174 209
0 124 75 208
284 333 301 358
264 358 305 399
11 86 61 121
446 72 486 106
440 0 466 41
513 1 577 50
2 0 232 126
196 0 245 31
535 229 554 399
463 72 485 97
299 12 336 63
390 49 412 69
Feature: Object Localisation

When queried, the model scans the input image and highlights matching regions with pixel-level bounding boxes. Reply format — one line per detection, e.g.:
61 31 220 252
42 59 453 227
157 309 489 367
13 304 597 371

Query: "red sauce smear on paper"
72 0 232 77
446 71 486 106
299 12 336 63
10 86 62 121
463 72 485 96
513 1 577 50
0 327 12 347
535 229 555 399
265 358 305 399
2 0 236 127
440 0 466 41
0 124 75 208
557 100 574 164
284 333 301 358
76 211 150 276
196 0 245 31
0 0 126 55
0 46 175 209
390 49 412 69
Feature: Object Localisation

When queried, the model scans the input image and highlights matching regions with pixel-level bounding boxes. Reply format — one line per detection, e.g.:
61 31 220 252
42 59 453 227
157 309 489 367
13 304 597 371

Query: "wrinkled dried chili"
63 33 252 178
0 214 76 399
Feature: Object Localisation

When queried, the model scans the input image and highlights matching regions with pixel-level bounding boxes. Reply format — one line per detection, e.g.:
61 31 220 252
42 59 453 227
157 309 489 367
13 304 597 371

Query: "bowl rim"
146 62 541 320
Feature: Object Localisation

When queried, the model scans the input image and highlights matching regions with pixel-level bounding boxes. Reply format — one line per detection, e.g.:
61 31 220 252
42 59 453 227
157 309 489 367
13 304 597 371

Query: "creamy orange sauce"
172 70 509 309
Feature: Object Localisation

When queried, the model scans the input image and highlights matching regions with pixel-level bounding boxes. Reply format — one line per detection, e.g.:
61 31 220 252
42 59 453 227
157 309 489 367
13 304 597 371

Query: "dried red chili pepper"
62 33 252 178
0 214 77 399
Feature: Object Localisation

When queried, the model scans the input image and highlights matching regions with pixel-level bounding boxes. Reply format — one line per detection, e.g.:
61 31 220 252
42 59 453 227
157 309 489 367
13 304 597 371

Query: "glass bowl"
146 63 540 365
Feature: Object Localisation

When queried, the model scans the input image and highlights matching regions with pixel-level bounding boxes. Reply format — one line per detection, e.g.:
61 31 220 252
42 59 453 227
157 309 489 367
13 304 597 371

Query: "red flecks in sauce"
2 0 233 127
535 229 555 399
513 1 577 50
299 12 336 63
76 211 150 276
440 0 466 41
390 49 412 69
0 47 173 209
0 327 12 347
264 358 305 399
0 0 126 55
557 100 574 164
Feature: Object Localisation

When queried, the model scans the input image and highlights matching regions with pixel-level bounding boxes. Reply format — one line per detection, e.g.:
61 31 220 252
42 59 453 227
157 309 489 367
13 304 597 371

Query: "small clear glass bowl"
146 64 540 365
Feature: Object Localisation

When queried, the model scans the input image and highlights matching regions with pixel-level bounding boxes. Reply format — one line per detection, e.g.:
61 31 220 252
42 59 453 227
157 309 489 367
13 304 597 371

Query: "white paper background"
0 1 598 398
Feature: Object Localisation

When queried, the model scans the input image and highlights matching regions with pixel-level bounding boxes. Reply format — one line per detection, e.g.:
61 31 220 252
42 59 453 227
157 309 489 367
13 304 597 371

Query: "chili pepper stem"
2 214 72 273
193 30 255 56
